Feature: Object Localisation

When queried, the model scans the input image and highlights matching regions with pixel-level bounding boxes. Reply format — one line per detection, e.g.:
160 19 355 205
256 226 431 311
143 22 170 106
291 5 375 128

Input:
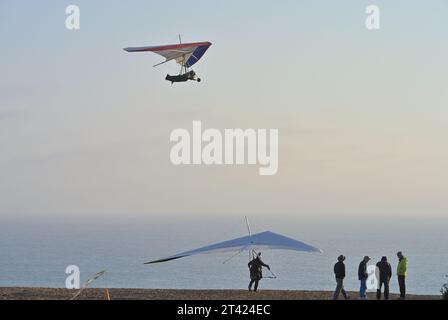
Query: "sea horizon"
1 215 446 296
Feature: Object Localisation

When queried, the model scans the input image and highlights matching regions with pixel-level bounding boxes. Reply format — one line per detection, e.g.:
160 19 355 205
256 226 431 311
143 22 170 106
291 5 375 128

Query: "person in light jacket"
396 251 408 300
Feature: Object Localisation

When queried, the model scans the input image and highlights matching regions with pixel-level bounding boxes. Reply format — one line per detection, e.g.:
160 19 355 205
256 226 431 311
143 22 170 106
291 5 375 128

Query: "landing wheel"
197 78 201 82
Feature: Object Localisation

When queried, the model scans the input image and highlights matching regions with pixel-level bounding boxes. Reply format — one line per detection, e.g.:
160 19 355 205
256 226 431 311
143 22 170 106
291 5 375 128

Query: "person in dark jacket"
376 256 392 300
248 252 270 292
333 255 349 300
358 256 371 299
165 70 201 84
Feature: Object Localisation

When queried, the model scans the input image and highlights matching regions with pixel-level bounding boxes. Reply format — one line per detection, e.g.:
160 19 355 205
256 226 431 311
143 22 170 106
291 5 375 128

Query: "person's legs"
248 279 254 291
402 277 406 299
340 280 348 300
384 280 390 300
398 276 403 299
360 279 367 299
333 278 342 300
398 276 406 299
253 279 259 292
359 281 362 298
376 281 383 300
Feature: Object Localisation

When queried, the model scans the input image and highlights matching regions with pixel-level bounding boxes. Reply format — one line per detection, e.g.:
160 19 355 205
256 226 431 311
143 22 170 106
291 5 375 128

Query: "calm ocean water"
1 216 447 296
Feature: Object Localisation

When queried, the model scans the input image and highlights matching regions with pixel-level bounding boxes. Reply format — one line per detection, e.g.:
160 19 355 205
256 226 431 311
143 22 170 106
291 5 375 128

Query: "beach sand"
0 288 440 300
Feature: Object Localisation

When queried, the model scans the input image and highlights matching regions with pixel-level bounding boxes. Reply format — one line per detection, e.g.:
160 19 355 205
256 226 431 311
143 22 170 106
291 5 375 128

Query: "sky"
1 0 447 224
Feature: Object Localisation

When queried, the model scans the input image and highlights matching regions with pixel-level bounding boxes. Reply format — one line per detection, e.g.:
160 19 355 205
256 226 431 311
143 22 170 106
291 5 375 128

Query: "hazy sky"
1 0 447 221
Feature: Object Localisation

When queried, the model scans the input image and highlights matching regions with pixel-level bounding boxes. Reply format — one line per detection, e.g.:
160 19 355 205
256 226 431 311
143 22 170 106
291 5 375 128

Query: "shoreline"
0 288 441 300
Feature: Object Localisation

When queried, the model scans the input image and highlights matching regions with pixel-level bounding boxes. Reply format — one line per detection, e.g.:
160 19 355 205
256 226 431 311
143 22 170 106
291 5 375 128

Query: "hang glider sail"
145 231 322 264
124 40 212 84
124 41 212 68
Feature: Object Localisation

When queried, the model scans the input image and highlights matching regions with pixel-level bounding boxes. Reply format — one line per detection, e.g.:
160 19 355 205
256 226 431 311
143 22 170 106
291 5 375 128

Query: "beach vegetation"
441 275 448 300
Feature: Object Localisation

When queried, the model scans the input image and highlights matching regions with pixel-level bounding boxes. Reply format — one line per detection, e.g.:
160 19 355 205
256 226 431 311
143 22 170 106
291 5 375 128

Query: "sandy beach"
0 288 440 300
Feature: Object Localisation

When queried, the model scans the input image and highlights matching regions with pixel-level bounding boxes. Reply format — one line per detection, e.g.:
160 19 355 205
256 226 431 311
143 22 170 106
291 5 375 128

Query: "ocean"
0 215 447 296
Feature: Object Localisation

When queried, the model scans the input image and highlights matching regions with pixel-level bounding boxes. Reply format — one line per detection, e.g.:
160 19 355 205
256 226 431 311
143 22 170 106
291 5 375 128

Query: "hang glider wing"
124 41 212 67
145 231 322 264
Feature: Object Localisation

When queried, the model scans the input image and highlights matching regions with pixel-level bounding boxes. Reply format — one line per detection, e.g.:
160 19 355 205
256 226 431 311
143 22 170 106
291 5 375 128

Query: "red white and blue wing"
124 41 212 67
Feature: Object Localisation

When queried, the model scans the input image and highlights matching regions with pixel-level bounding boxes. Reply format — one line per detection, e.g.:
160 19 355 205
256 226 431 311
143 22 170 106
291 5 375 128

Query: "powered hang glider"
124 37 212 84
145 231 322 265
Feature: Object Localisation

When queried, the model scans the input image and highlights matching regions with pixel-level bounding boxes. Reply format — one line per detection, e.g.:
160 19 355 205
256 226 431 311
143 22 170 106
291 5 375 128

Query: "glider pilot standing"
248 252 270 292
